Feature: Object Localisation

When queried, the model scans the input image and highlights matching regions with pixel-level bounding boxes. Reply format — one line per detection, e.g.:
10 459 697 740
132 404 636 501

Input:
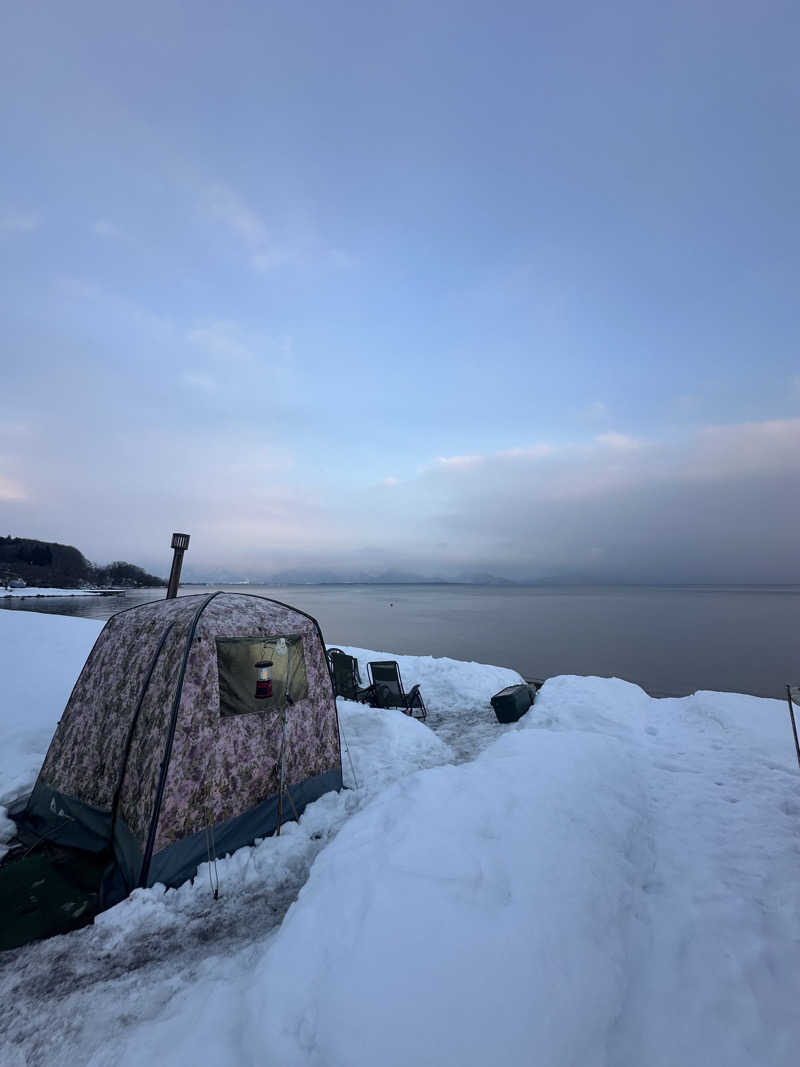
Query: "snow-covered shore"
1 610 799 1066
1 587 114 599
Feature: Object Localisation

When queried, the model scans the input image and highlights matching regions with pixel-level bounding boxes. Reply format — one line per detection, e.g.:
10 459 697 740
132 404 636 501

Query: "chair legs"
363 677 427 721
406 685 427 721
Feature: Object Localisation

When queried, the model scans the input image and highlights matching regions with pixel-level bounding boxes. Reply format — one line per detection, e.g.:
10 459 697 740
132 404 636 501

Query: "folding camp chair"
327 648 373 702
367 660 427 721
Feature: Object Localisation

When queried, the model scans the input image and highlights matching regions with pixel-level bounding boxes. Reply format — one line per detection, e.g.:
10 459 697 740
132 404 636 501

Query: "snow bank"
0 587 109 598
526 672 651 740
93 714 646 1067
338 698 453 790
0 611 101 809
248 725 647 1067
338 643 524 716
4 612 800 1067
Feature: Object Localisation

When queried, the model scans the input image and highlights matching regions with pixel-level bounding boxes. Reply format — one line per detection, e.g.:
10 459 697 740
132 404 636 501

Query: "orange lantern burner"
254 660 273 699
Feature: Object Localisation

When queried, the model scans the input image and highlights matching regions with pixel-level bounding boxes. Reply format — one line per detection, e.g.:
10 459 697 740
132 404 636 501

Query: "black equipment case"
490 683 538 724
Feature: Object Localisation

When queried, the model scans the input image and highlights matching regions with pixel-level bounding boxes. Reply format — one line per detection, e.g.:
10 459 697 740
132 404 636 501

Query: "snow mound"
338 643 524 714
0 610 102 806
96 714 646 1067
4 614 800 1067
247 724 647 1067
527 672 651 740
338 698 453 792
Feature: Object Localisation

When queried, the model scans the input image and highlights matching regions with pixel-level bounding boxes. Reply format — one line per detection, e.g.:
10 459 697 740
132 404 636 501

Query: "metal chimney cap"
171 533 190 550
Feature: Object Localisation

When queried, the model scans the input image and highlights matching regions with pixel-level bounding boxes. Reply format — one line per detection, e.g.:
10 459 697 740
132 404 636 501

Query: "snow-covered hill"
0 610 799 1065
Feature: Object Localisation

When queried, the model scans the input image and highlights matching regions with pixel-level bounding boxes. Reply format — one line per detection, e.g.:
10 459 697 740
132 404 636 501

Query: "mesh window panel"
216 634 308 717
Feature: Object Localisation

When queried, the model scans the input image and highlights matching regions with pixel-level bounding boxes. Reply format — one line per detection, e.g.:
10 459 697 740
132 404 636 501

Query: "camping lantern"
254 660 273 699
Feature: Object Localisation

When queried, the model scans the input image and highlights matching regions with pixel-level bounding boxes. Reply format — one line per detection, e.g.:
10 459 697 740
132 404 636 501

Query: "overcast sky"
2 1 799 581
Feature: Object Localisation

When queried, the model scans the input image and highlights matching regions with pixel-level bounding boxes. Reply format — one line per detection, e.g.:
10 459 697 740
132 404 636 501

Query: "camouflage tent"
13 592 342 902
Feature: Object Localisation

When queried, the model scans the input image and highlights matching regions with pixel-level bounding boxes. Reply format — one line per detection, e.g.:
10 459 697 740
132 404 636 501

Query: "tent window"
216 634 309 718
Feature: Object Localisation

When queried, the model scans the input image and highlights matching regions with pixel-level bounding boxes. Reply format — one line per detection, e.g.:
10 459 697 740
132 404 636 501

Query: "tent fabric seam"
110 620 176 838
138 592 221 886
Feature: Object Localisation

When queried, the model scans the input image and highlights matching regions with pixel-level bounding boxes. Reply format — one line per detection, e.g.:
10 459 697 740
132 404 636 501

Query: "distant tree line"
0 536 166 588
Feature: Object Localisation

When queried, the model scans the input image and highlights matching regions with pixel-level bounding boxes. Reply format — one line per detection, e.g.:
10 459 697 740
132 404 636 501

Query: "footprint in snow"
652 760 701 774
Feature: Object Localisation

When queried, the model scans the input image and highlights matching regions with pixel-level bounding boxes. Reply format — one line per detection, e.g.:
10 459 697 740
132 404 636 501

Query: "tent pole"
276 648 293 835
276 709 286 836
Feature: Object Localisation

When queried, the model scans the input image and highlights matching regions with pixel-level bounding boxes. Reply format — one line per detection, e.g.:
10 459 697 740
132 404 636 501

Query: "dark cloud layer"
3 418 799 583
396 421 800 582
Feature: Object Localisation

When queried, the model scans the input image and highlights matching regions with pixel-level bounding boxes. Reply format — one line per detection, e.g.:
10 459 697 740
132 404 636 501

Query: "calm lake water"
2 584 799 699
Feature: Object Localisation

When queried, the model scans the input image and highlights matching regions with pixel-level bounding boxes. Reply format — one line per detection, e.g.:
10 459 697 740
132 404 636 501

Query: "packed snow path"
609 687 800 1066
527 678 800 1067
1 612 799 1065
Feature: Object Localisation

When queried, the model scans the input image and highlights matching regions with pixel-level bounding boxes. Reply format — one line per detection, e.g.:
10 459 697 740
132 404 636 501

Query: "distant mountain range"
0 535 607 590
182 567 509 586
181 567 598 587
